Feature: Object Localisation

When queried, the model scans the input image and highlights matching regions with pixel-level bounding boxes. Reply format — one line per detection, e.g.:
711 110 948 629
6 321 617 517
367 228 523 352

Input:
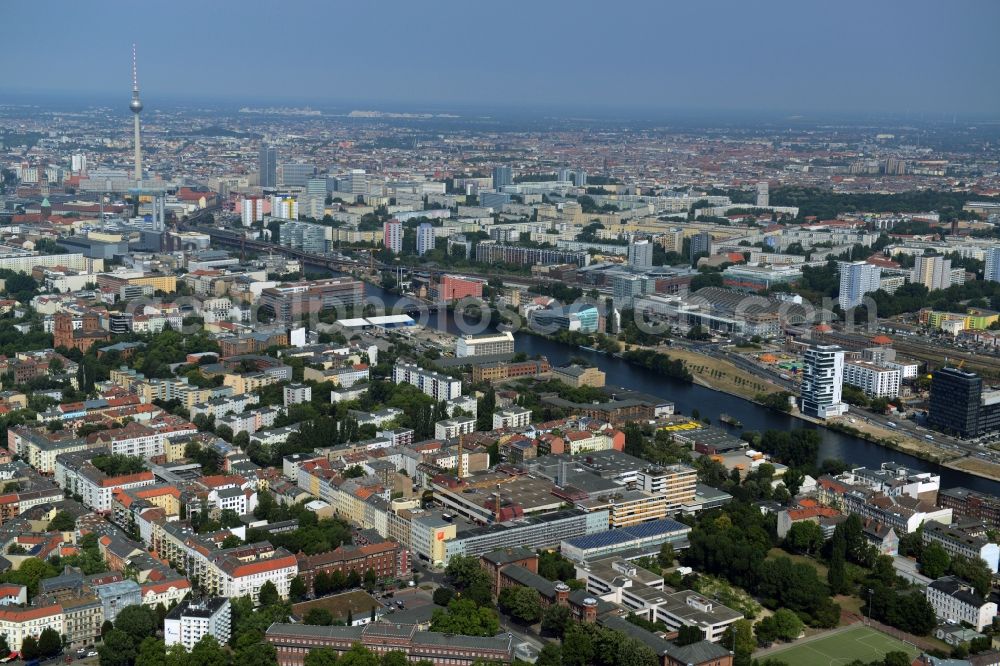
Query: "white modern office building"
455 332 515 358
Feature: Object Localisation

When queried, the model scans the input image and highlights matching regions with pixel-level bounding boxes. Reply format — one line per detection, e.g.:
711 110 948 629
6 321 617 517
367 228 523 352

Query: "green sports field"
763 625 920 666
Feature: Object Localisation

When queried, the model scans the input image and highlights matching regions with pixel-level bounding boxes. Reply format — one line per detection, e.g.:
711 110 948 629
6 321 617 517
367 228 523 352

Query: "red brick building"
296 541 405 594
480 548 600 623
53 311 109 353
267 622 513 666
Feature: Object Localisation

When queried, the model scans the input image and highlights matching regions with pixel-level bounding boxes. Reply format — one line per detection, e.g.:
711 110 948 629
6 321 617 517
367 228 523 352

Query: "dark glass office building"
928 367 996 438
258 144 277 188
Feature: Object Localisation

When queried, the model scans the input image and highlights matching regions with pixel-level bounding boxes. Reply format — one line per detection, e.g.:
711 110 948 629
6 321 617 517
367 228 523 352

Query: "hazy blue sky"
6 0 999 116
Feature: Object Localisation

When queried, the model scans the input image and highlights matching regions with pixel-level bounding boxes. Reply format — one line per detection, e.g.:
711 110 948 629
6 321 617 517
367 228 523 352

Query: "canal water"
335 271 1000 495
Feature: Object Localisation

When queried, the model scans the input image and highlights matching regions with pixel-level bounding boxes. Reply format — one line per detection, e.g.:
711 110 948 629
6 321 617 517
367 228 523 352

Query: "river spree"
342 274 1000 495
514 333 1000 495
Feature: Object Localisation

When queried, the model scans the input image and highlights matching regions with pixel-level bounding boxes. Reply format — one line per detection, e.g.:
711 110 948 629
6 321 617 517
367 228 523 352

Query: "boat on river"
719 413 743 428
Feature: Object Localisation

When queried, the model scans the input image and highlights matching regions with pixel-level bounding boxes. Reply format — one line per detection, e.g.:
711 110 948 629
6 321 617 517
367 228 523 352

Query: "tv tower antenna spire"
129 43 144 189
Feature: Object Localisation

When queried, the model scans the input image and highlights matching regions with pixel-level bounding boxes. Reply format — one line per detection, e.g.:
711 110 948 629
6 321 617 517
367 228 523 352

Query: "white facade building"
416 223 436 256
838 261 882 309
241 197 265 227
434 417 476 440
926 576 997 631
843 360 901 398
455 332 515 358
800 345 848 419
628 240 653 269
283 383 312 407
985 247 1000 283
164 598 232 651
0 605 64 653
392 363 461 401
923 522 1000 573
270 196 298 220
493 407 532 430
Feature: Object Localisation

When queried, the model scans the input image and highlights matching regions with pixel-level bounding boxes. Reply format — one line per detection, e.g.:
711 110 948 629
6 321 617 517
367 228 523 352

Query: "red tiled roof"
229 553 297 578
199 474 246 488
100 471 154 488
142 578 190 594
0 604 61 621
786 506 840 521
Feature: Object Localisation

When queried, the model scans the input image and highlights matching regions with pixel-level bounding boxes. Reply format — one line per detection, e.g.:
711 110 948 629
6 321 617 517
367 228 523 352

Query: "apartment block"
392 363 461 401
435 417 476 440
922 521 1000 573
164 598 232 651
926 576 997 631
843 360 901 398
492 407 532 430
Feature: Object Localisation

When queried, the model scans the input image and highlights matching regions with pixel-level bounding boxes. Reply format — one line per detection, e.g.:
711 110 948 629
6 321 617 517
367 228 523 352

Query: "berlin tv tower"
129 44 143 188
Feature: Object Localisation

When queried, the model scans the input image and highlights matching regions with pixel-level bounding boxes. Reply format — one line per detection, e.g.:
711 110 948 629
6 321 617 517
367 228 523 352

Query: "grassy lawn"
834 594 865 617
765 625 919 666
767 547 829 578
946 456 1000 480
650 345 782 397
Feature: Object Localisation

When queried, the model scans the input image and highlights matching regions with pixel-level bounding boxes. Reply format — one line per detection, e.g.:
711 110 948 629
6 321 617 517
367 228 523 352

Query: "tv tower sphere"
130 44 143 114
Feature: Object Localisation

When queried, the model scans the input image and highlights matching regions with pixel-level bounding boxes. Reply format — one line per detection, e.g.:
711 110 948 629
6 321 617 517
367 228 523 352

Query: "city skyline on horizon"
4 0 999 118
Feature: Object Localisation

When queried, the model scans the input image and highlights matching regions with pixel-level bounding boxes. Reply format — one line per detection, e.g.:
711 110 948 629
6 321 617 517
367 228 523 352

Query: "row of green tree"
620 348 693 381
770 186 994 221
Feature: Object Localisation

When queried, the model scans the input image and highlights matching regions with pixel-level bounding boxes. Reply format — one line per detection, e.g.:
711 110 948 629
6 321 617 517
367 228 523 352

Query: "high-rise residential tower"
800 344 848 419
912 255 953 290
756 181 769 207
628 239 653 269
383 219 403 254
984 247 1000 283
690 232 712 258
838 260 882 309
416 223 435 256
492 166 513 189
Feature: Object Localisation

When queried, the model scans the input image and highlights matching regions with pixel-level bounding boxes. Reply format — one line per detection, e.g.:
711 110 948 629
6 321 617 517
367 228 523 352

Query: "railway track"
816 329 1000 379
